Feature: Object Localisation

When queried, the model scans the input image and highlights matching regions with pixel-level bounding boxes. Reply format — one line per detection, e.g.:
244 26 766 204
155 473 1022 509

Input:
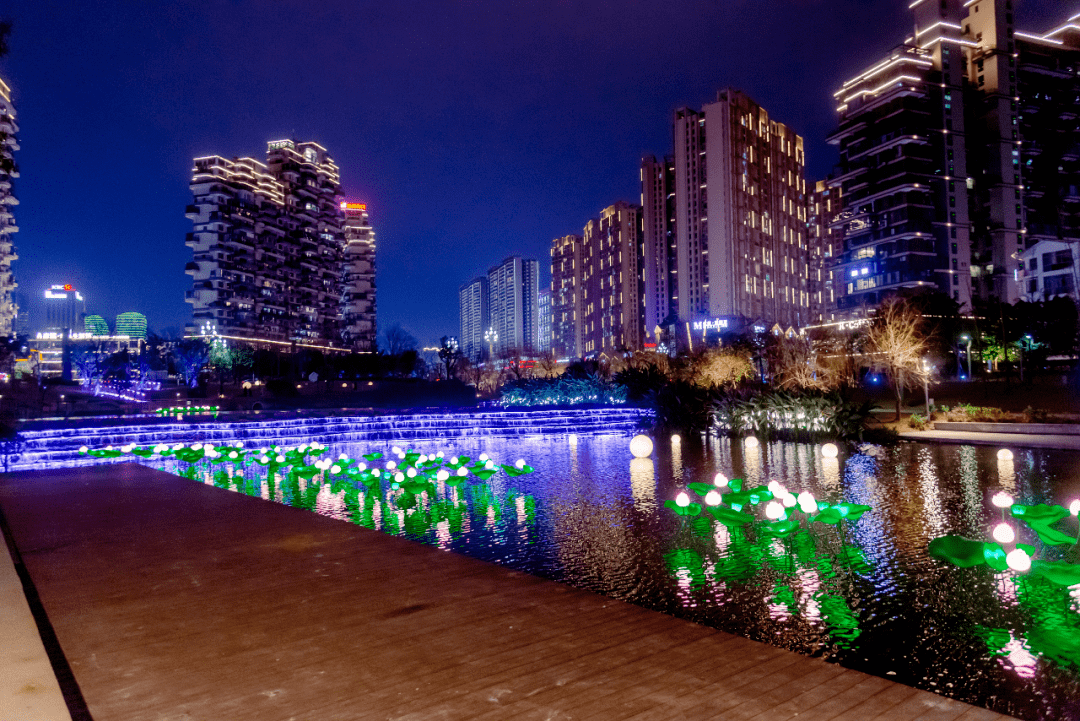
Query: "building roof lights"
914 21 962 39
1044 24 1079 39
837 55 933 95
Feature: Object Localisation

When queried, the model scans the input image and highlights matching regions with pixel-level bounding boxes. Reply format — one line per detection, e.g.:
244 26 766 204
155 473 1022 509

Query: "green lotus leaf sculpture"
928 535 1012 570
663 499 702 516
1031 559 1080 586
706 505 756 527
687 482 717 497
759 519 800 538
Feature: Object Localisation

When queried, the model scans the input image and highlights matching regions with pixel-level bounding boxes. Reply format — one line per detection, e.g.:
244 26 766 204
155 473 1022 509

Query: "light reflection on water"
156 433 1080 720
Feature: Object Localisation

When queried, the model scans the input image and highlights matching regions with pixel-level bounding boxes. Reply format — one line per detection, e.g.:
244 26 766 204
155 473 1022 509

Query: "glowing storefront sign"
339 202 367 211
691 318 730 331
268 139 295 150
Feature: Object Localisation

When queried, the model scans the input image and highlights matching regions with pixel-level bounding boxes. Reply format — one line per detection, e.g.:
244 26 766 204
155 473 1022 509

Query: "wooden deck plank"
0 464 1022 721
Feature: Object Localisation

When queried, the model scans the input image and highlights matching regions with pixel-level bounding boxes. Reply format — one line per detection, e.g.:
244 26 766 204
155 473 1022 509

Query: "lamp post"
959 333 972 380
484 327 498 364
1018 334 1035 384
922 359 931 417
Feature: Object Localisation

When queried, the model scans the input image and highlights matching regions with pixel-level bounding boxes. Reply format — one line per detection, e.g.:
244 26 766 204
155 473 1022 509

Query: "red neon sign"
63 284 73 291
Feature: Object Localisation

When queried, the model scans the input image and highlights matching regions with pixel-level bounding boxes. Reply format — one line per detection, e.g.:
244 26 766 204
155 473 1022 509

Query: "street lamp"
484 327 498 363
959 333 972 380
922 359 932 417
1018 334 1035 383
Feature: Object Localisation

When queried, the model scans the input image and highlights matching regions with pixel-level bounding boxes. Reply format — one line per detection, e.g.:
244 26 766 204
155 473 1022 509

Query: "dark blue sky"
2 0 1071 345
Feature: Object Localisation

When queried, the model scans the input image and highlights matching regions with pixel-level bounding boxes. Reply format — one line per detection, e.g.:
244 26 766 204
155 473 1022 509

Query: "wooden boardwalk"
0 464 1016 721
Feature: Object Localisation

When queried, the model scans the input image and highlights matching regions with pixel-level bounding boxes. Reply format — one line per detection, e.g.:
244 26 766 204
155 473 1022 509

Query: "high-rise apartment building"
640 156 676 339
0 76 18 336
550 234 583 358
581 202 644 355
185 139 372 350
827 1 1079 314
488 256 539 356
340 201 377 352
458 276 490 362
671 90 810 331
808 181 844 323
537 288 551 355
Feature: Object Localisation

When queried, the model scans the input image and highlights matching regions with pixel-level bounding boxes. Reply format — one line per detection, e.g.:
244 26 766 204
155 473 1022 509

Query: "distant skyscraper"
808 181 843 323
340 201 377 352
488 256 539 355
537 288 551 355
0 76 18 336
581 202 644 355
458 276 490 362
116 312 147 340
186 139 367 350
550 234 583 358
640 155 676 341
84 315 109 336
44 284 84 332
672 89 810 331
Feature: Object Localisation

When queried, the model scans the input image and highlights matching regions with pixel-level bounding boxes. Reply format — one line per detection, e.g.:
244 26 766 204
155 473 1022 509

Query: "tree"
383 323 417 356
70 343 107 394
438 336 461 380
864 297 932 421
173 339 209 388
683 348 755 389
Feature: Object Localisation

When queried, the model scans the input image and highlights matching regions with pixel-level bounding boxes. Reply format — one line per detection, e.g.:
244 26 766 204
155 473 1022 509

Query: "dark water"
164 434 1080 720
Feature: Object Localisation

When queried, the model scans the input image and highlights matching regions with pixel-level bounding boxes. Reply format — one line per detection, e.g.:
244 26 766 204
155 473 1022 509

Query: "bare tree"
683 348 754 389
383 323 417 356
173 339 210 389
864 297 931 420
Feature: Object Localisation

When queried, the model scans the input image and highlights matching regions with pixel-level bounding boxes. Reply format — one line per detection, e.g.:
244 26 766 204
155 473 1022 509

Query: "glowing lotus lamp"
992 523 1016 544
671 434 681 443
705 490 722 506
744 436 759 449
765 501 784 520
436 469 450 482
997 448 1014 461
675 491 691 508
991 492 1014 508
713 472 728 488
1071 500 1080 517
821 443 839 459
782 493 798 508
797 491 817 514
1006 548 1032 573
629 435 654 458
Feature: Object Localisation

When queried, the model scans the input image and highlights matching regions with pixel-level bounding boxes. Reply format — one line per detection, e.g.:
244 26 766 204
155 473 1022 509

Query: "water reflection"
629 458 656 512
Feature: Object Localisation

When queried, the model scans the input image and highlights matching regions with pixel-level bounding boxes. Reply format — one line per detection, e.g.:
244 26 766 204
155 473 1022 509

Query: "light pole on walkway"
959 334 972 380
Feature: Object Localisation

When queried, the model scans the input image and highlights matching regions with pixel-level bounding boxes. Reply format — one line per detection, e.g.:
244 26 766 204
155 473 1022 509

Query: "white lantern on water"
713 472 728 488
1006 548 1031 573
675 491 691 508
744 436 759 449
765 501 784 520
821 443 839 459
1071 500 1080 517
629 435 654 459
782 493 798 508
704 491 722 506
992 523 1016 544
997 448 1014 461
797 491 817 514
991 492 1014 509
671 434 681 443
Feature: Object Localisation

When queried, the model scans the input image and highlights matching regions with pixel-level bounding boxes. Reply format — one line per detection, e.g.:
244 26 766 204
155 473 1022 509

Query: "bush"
710 389 875 442
498 376 627 407
946 403 1003 422
908 413 929 431
1023 405 1049 423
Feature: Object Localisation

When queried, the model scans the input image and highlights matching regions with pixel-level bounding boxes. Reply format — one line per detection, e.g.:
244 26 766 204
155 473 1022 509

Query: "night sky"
2 0 1071 346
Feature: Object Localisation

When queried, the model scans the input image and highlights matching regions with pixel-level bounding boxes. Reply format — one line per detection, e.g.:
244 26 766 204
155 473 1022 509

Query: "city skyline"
2 0 1072 346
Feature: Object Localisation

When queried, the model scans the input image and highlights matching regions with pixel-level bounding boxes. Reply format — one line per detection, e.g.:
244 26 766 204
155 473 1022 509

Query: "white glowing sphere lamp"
992 523 1015 544
713 472 728 488
821 443 839 459
675 491 690 508
765 501 784 520
782 493 798 508
704 491 722 506
991 492 1014 509
997 448 1014 461
630 435 654 459
1006 548 1031 573
744 436 759 449
1071 500 1080 517
671 433 681 443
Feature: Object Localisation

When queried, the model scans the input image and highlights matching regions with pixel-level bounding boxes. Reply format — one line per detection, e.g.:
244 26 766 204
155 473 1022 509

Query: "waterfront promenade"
0 463 1014 720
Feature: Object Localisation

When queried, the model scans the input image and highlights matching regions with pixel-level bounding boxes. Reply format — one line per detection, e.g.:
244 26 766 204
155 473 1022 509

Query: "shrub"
498 376 627 407
908 413 929 431
946 403 1003 422
709 389 875 442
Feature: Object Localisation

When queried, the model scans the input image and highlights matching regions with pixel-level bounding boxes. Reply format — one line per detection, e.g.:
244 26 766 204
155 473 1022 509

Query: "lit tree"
173 339 209 389
438 336 460 380
864 297 931 421
70 343 107 394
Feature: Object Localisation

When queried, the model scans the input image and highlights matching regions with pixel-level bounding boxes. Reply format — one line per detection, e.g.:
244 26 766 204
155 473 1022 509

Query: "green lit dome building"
115 312 147 340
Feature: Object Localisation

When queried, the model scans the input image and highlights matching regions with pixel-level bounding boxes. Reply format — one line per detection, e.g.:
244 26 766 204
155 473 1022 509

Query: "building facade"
671 90 811 331
44 284 84 332
537 287 551 355
185 139 372 351
640 155 676 341
115 311 147 340
581 202 644 355
458 276 490 362
487 256 539 356
340 201 377 352
1018 239 1078 302
827 1 1079 315
808 181 843 323
550 234 583 358
0 76 18 336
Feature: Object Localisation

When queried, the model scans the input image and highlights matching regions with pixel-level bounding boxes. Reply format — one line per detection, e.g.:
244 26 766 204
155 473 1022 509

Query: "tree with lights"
864 297 931 421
